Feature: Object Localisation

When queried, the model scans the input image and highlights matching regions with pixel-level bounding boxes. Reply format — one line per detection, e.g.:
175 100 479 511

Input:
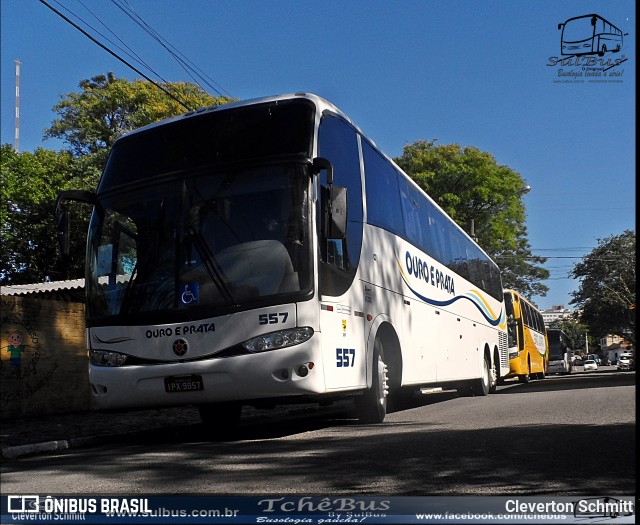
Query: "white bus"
57 93 509 429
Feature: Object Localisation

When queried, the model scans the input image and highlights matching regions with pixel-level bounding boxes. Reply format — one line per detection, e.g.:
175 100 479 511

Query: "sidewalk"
1 406 203 460
1 403 339 460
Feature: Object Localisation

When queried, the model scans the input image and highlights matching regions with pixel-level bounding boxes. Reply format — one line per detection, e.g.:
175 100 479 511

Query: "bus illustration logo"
558 14 627 56
173 339 189 356
8 496 40 513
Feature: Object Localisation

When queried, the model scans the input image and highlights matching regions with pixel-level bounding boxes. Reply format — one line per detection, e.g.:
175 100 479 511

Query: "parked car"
583 359 598 372
617 354 634 371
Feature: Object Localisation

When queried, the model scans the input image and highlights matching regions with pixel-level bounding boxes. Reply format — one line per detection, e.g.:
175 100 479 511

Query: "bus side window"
362 140 404 236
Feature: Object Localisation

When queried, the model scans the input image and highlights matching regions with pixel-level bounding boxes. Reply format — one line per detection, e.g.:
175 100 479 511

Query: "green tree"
3 74 235 285
395 140 549 298
45 72 234 171
570 230 636 345
0 145 87 284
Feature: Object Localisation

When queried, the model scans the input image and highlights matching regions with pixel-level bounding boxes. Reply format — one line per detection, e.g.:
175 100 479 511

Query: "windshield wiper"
188 228 235 304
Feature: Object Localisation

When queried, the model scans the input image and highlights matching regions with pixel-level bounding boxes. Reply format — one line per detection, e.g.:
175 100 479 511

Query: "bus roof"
118 92 355 140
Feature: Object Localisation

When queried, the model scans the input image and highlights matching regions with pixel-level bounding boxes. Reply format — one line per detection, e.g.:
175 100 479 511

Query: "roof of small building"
1 279 85 302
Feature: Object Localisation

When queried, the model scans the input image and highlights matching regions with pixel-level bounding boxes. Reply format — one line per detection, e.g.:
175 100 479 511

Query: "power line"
69 0 174 90
38 0 192 111
111 0 232 98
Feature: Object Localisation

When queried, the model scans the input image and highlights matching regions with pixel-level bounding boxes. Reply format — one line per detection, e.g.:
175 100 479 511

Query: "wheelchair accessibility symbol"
180 283 199 306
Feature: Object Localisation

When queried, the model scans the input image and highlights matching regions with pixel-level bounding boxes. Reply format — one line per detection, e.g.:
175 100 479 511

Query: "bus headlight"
89 349 129 367
242 327 314 352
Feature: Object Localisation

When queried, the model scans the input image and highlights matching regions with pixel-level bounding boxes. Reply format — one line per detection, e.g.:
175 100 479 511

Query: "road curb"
1 435 114 460
2 439 71 460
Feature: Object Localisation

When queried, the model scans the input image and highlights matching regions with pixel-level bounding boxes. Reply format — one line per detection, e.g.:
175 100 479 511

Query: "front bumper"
89 340 327 409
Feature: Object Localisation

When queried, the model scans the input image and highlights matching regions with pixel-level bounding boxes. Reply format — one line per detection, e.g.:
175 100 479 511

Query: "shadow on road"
496 370 636 394
2 371 635 496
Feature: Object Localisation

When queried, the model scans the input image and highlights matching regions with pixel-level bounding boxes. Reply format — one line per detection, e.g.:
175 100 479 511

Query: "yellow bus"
503 289 548 383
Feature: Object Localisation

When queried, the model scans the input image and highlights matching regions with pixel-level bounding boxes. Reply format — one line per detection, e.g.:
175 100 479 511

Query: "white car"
583 359 598 372
617 354 634 371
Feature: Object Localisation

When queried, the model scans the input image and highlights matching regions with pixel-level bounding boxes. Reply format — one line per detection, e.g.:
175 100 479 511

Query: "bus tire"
355 338 388 424
199 402 242 438
489 353 498 394
477 353 492 396
461 354 492 396
518 358 531 383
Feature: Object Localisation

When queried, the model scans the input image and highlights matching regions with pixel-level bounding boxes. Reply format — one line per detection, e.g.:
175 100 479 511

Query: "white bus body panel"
548 359 569 374
359 226 507 386
88 303 331 409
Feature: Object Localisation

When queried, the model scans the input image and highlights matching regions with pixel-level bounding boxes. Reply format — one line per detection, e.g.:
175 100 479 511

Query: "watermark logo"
547 13 629 84
7 495 39 513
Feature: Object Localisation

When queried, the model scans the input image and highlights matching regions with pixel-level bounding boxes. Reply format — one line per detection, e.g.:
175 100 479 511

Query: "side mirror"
327 186 347 239
313 156 347 240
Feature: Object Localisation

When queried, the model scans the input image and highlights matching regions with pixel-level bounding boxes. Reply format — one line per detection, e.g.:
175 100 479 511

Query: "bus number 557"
259 312 289 325
337 348 355 367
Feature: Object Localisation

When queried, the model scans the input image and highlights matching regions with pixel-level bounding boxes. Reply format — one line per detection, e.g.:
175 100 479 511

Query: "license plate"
164 375 204 393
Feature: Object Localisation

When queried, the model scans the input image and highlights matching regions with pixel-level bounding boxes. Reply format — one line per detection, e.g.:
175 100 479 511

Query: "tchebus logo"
548 13 629 83
8 495 40 513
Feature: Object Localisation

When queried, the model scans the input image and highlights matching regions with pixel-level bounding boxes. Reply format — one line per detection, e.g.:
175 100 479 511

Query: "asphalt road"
1 370 635 495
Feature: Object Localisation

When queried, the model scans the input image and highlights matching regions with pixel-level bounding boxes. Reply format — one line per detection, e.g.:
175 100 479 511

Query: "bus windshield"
562 16 594 42
548 341 564 360
88 164 312 323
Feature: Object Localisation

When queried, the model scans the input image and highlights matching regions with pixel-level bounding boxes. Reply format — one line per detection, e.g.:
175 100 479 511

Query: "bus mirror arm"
54 190 97 258
313 157 333 184
55 190 97 210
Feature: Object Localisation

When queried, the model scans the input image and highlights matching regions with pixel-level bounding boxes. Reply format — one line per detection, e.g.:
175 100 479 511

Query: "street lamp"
469 185 531 241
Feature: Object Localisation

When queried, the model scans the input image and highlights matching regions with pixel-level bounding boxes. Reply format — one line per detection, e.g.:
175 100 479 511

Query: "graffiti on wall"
1 307 59 404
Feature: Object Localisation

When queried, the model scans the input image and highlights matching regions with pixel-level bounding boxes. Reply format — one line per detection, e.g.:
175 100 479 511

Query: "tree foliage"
394 140 549 299
0 145 86 283
570 230 636 344
2 74 234 285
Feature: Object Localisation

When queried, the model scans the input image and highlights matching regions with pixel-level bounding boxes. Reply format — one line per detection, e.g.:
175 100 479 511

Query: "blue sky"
1 0 635 311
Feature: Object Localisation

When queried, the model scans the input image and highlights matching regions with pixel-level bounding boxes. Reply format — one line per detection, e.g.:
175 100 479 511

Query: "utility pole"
15 59 21 152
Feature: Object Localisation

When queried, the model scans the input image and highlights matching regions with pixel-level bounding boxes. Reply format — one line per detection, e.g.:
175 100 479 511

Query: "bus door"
317 114 366 391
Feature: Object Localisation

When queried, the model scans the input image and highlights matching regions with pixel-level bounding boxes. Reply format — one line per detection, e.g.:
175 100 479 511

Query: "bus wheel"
518 363 531 383
355 338 388 424
461 354 492 396
489 356 498 394
476 354 492 396
199 402 242 438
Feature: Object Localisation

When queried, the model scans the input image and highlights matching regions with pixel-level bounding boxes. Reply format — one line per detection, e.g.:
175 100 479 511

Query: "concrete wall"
1 296 93 419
